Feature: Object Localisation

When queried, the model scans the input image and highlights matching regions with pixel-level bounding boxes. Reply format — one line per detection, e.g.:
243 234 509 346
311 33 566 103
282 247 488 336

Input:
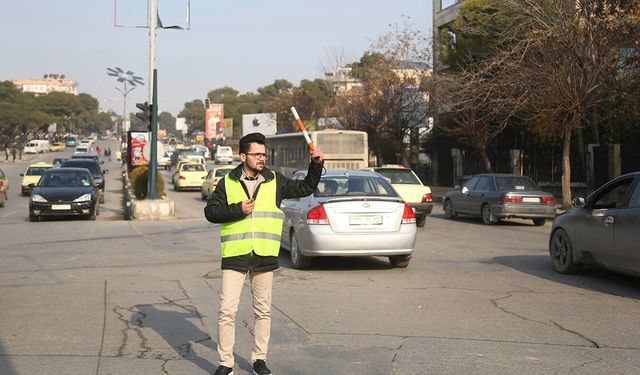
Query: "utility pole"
146 0 159 199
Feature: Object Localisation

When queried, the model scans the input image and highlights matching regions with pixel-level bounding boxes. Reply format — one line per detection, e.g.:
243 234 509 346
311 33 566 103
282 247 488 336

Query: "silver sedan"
280 170 417 269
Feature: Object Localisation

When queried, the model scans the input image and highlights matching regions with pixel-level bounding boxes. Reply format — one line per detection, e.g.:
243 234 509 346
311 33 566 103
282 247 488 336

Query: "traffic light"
135 101 153 131
204 97 210 109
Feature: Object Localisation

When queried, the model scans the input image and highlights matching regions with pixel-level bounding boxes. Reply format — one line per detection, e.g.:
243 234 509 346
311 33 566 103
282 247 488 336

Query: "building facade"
12 76 78 96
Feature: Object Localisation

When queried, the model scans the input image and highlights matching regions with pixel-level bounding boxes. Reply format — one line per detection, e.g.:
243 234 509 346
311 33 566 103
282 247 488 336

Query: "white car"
191 145 211 159
215 146 233 164
74 146 91 154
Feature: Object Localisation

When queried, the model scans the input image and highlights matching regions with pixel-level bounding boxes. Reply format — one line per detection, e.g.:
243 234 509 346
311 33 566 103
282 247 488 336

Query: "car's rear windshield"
40 171 92 187
62 161 101 174
496 176 539 191
26 167 50 176
181 164 205 172
374 169 421 184
218 147 232 155
314 176 398 197
215 169 232 177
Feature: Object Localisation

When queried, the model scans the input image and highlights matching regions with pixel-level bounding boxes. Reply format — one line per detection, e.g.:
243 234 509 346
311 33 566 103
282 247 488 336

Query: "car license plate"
349 215 383 225
522 197 540 203
51 204 71 210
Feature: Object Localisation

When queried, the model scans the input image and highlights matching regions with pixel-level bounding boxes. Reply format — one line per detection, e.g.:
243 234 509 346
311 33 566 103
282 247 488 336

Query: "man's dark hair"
239 132 266 154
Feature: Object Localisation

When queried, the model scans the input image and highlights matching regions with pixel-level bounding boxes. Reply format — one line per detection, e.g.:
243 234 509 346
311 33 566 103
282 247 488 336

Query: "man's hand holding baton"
290 107 324 163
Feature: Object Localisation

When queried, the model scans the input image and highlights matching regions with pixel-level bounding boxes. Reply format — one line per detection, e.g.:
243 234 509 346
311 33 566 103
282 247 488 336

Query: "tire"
389 254 412 268
416 215 427 227
290 231 311 269
533 218 546 226
87 208 97 221
481 204 498 225
443 199 456 219
549 228 580 274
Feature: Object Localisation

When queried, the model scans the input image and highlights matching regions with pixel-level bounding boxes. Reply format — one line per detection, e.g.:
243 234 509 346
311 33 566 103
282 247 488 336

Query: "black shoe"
213 365 234 375
253 359 272 375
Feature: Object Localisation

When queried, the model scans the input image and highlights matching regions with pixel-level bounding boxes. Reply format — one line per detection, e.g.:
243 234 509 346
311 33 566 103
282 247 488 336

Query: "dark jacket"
204 160 323 272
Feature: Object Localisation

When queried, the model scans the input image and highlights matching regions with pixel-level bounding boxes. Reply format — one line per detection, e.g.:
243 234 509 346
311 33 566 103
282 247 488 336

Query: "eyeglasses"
245 152 269 160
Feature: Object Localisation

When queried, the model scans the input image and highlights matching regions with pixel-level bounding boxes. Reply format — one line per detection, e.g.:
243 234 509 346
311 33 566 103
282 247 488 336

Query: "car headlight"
32 194 47 203
74 194 92 202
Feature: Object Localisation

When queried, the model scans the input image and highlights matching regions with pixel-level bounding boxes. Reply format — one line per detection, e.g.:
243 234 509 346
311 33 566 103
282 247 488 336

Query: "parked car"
172 162 208 191
201 165 234 200
29 167 100 221
281 170 417 269
215 146 233 164
49 142 66 152
61 159 107 203
0 167 7 207
361 165 433 227
549 172 640 276
443 174 557 225
21 162 53 195
52 157 68 168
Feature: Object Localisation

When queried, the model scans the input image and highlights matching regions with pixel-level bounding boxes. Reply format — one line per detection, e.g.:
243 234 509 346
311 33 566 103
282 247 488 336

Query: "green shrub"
129 166 165 200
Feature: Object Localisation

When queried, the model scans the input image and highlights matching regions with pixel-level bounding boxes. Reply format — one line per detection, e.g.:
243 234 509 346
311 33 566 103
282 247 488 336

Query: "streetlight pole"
146 0 159 199
106 67 143 134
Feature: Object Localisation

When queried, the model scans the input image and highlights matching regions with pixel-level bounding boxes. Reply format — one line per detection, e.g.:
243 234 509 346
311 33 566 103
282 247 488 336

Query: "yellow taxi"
21 162 53 195
49 142 66 152
362 165 433 227
172 162 208 191
201 165 234 200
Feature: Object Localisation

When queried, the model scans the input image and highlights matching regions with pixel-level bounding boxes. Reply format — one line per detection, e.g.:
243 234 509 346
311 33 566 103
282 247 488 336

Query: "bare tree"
494 0 640 206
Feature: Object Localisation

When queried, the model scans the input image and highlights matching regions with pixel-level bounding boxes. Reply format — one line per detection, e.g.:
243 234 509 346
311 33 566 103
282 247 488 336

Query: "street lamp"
106 67 144 133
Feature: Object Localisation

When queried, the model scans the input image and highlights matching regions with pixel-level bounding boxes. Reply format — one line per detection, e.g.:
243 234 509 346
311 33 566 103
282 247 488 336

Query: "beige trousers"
217 269 273 367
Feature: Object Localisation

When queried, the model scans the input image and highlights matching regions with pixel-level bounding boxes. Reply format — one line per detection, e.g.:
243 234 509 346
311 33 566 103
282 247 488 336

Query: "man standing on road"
204 132 324 375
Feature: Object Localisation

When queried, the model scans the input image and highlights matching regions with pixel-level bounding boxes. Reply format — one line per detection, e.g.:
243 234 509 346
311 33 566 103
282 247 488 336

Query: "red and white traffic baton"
290 107 315 151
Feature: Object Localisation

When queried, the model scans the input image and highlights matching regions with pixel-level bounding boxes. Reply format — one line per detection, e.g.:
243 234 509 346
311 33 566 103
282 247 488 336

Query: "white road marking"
2 211 16 218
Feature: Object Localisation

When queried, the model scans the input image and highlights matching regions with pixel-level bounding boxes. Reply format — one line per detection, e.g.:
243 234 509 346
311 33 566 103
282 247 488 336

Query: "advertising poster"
129 131 149 166
242 113 276 136
206 103 224 139
223 118 233 138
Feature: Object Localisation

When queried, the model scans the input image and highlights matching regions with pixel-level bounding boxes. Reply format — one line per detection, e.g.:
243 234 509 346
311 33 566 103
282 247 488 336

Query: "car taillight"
179 175 186 180
307 204 330 225
421 193 432 203
402 204 416 224
541 196 556 205
501 195 523 204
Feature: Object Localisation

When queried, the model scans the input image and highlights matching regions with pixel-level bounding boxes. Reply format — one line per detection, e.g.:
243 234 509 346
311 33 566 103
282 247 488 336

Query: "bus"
266 129 368 176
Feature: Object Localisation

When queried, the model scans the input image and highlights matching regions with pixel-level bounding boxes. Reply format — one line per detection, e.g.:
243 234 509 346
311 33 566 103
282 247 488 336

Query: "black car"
61 159 107 203
52 157 67 168
29 168 100 221
549 172 640 277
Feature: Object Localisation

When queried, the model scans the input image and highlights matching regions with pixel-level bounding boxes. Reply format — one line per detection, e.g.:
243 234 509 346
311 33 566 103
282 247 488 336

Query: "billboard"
206 103 224 139
223 118 233 138
242 113 276 136
128 131 149 167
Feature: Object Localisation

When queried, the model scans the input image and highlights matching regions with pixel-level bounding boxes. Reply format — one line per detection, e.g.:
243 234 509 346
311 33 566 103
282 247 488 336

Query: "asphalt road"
1 147 639 374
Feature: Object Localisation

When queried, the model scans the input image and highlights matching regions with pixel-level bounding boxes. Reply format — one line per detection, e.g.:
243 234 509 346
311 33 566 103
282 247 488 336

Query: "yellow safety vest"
220 175 284 258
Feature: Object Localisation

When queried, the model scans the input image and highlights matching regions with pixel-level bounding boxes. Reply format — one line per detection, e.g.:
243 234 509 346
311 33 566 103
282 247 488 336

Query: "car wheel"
290 231 311 269
416 215 426 227
481 204 498 225
443 199 456 219
389 254 412 268
88 208 97 221
533 218 546 226
549 228 580 274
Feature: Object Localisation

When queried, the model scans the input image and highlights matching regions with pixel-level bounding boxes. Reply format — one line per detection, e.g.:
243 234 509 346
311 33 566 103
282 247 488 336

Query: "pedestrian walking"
4 146 8 161
204 133 324 375
11 146 16 162
96 146 101 159
104 147 108 161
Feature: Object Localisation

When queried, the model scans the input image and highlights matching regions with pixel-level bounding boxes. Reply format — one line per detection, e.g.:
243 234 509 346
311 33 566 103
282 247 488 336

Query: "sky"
0 0 432 117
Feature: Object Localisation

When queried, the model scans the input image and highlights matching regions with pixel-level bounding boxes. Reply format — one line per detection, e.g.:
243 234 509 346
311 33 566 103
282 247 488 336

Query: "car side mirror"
572 197 585 208
462 186 469 195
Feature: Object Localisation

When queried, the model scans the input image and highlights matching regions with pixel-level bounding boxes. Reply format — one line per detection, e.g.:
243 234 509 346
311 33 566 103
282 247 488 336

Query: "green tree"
178 99 205 135
158 111 176 134
77 93 99 114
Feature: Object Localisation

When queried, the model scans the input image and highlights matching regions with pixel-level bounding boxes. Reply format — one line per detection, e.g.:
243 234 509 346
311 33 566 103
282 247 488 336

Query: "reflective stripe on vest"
220 175 283 258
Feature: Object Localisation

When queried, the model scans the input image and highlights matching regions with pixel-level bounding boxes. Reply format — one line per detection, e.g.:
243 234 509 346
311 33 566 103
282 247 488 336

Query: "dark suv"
61 159 107 203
